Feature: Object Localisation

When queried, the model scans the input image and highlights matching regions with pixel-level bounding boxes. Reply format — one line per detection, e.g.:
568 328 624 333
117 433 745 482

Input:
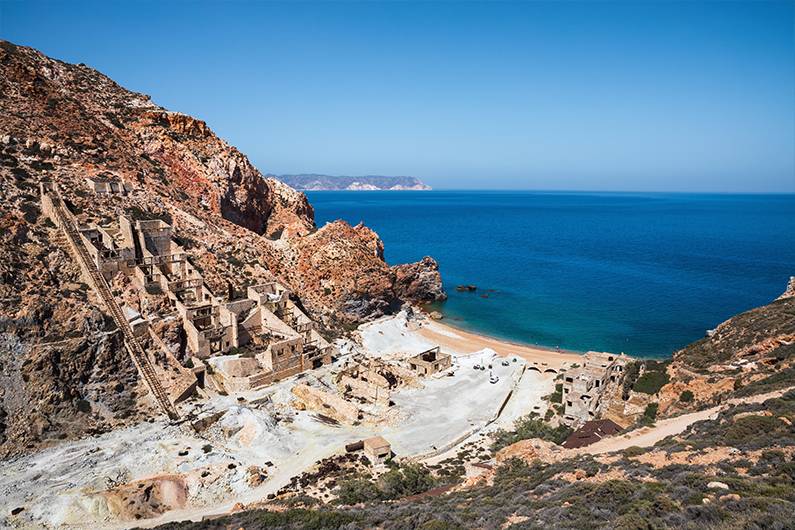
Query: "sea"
306 191 795 360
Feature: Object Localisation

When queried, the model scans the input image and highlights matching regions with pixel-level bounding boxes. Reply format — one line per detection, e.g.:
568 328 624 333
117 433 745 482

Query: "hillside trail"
584 386 794 455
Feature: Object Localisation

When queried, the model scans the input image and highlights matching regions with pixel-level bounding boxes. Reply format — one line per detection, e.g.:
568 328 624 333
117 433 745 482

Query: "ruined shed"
363 436 392 465
408 346 451 375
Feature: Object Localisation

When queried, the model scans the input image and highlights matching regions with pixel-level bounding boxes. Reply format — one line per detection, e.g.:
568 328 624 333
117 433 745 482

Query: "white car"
489 375 499 384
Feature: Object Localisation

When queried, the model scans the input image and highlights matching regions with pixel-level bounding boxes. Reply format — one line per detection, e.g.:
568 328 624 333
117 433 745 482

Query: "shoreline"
413 316 584 369
418 304 589 356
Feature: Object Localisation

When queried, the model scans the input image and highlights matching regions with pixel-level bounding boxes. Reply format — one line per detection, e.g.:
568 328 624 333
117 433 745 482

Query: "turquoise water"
307 191 795 359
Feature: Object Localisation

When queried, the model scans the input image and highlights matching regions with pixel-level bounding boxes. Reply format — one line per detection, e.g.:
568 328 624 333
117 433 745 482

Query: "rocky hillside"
0 40 445 457
274 174 432 191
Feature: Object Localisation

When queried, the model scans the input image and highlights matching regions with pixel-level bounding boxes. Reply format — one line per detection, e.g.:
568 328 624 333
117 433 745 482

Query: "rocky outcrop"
283 222 446 322
393 256 447 302
778 276 795 300
291 383 360 425
80 475 187 520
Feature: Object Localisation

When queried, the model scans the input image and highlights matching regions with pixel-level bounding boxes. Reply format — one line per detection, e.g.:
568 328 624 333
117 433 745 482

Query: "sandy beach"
414 317 584 369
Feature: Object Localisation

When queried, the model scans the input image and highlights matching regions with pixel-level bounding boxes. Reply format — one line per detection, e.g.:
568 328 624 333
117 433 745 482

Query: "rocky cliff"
273 174 432 191
0 39 445 457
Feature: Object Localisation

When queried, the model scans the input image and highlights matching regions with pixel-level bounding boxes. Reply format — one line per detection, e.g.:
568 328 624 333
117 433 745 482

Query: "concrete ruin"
336 358 418 406
77 214 332 393
363 436 392 465
408 347 451 376
561 351 629 426
86 177 133 195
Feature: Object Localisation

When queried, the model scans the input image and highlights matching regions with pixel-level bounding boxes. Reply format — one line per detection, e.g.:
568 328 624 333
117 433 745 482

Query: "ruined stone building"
561 351 629 426
363 436 392 465
78 214 332 393
85 177 133 195
408 347 451 375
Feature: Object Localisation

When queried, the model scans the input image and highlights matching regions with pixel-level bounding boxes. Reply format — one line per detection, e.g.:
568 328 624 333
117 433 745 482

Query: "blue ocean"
307 191 795 359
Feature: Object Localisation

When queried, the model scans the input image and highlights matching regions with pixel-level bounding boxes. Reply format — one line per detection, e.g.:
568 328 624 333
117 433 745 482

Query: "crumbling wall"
339 374 390 405
291 383 359 425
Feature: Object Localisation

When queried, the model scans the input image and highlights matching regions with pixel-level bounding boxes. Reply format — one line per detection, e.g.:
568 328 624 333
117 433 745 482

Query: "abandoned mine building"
561 351 629 426
363 436 392 465
408 347 452 375
76 212 332 393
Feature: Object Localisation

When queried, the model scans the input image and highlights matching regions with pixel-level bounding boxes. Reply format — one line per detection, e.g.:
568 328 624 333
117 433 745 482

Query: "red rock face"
285 221 446 322
0 40 315 238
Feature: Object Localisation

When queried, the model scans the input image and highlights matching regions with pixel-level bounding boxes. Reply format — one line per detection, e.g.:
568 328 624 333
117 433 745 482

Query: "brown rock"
393 256 447 303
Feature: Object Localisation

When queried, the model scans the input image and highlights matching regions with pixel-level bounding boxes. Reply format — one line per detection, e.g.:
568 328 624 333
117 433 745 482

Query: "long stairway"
42 184 179 420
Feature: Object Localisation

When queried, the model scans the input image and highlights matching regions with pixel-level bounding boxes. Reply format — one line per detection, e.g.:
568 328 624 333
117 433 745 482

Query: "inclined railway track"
43 183 179 420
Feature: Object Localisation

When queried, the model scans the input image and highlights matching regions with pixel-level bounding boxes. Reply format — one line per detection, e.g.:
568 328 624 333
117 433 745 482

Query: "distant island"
272 174 432 191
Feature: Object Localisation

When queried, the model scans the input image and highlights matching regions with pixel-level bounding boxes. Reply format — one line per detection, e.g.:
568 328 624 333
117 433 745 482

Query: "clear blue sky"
1 1 793 192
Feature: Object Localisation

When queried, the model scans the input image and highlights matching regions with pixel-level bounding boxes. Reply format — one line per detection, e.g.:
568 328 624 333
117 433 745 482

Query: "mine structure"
560 351 629 426
40 182 180 419
408 346 451 375
40 181 333 415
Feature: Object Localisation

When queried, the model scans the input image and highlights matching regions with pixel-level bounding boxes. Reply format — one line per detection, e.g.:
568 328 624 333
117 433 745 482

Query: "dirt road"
585 386 793 454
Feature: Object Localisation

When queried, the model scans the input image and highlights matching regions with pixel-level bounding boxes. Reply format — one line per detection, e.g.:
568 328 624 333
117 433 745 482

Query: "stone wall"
291 383 360 424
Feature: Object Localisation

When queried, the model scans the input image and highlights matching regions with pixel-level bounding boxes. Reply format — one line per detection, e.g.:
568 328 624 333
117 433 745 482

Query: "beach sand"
414 318 583 369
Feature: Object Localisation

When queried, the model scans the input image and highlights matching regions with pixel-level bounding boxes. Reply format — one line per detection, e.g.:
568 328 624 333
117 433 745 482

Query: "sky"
1 1 793 192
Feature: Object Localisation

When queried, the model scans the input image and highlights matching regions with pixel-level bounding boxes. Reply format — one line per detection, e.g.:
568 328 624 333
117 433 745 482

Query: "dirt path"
584 386 794 454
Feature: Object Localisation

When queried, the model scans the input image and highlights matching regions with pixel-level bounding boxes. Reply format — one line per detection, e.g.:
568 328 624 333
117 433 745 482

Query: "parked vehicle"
490 375 499 384
501 360 509 366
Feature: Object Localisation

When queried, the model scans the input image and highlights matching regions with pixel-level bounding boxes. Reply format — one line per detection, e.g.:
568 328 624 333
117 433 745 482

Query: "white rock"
708 481 729 490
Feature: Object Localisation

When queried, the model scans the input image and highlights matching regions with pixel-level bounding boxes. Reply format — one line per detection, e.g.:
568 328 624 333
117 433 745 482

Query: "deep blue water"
306 191 795 359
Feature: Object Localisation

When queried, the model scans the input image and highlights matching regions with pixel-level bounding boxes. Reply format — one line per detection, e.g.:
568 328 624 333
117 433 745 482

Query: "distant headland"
272 173 432 191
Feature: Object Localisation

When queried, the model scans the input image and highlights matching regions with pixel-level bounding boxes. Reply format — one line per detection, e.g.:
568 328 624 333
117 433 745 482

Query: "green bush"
613 513 655 530
75 399 91 413
639 403 659 427
335 463 437 505
679 390 695 403
723 415 782 447
622 361 641 400
491 415 574 451
633 371 670 395
336 477 382 505
624 446 646 458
